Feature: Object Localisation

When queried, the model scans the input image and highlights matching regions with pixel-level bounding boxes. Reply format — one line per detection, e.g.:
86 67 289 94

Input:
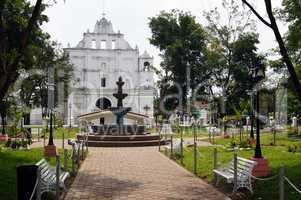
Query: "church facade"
65 17 154 126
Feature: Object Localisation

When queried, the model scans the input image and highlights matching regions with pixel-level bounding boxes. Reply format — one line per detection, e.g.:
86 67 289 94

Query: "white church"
65 16 155 126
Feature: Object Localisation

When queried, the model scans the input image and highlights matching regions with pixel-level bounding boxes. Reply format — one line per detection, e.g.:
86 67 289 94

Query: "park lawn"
0 148 73 200
42 127 78 140
200 131 301 148
171 146 301 200
172 127 208 138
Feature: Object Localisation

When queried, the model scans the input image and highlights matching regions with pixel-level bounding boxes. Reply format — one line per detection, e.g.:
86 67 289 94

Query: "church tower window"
101 77 106 87
143 61 150 71
112 40 116 49
101 40 106 49
101 62 106 71
91 39 96 49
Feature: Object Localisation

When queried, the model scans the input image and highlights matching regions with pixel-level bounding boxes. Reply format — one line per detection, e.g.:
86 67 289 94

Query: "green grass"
201 131 301 148
0 148 73 200
41 128 78 140
167 139 301 200
172 127 208 138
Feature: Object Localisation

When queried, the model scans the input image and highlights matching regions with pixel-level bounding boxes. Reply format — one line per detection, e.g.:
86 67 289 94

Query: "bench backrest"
173 139 182 149
36 159 56 181
227 157 256 177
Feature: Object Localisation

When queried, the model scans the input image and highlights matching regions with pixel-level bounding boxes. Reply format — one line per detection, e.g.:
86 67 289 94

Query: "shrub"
226 138 252 149
5 139 11 147
287 144 301 153
287 127 299 136
11 140 21 149
239 140 251 148
21 140 28 148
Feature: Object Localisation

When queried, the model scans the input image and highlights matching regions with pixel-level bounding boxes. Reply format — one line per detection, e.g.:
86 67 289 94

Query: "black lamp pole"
250 93 254 139
250 62 265 159
69 102 72 128
254 89 262 158
48 110 54 145
47 64 55 146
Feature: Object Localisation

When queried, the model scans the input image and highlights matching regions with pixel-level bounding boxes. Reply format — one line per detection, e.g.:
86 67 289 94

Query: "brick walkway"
64 147 230 200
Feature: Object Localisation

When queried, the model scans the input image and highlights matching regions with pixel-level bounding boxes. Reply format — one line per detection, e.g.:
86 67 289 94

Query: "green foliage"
203 0 264 115
172 145 301 200
0 98 14 135
149 10 208 106
287 143 301 153
0 148 73 200
19 43 73 117
5 135 32 149
225 138 251 149
168 130 301 200
40 127 78 140
287 126 299 136
282 0 301 53
0 0 49 102
0 0 73 119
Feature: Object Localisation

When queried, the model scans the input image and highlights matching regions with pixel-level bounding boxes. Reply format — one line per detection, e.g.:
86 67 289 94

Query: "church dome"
94 17 114 34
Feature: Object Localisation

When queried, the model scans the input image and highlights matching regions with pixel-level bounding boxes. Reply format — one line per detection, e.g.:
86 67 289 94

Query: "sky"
41 0 285 67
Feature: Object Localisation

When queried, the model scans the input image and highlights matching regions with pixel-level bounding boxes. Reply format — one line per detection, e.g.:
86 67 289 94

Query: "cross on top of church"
101 0 106 18
143 105 150 115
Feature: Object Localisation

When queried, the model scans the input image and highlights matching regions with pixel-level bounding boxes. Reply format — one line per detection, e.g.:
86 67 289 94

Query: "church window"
112 40 116 49
101 62 106 71
101 77 106 87
91 39 96 49
101 40 106 49
143 61 150 71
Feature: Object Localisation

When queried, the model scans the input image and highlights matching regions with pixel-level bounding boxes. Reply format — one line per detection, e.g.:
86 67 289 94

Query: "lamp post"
250 65 265 158
44 65 57 157
249 60 269 177
254 86 262 158
247 89 255 142
69 101 72 128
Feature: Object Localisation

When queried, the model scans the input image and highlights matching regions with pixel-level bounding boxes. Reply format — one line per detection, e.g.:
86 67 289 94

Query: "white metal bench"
36 159 70 194
165 139 182 154
68 139 84 160
213 156 256 193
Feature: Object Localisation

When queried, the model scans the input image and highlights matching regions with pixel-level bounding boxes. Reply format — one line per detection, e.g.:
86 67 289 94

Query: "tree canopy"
0 0 47 102
149 1 265 117
149 10 208 109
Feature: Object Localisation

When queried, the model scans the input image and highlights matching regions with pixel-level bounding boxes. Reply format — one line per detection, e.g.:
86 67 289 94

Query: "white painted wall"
65 17 154 125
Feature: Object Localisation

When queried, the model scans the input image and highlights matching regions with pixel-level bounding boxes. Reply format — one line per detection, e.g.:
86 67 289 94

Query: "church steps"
77 134 161 141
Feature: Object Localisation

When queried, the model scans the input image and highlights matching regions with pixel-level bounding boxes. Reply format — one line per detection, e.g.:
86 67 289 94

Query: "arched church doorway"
96 98 112 110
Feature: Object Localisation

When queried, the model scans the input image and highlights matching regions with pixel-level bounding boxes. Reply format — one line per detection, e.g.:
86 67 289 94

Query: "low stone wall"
91 125 146 135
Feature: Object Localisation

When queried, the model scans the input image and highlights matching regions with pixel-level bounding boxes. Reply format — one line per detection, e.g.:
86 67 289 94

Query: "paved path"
64 147 229 200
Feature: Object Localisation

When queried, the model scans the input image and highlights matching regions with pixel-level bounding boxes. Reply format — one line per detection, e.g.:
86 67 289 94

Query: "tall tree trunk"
242 0 301 100
1 113 5 135
264 0 301 99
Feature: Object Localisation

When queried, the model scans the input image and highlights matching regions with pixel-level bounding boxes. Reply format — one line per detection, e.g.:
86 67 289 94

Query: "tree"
203 0 263 114
0 0 50 103
18 41 73 118
281 0 301 118
242 0 301 100
0 99 11 135
149 10 208 110
282 0 301 56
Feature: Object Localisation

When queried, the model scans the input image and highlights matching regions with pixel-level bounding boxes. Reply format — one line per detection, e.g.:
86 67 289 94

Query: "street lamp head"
249 60 265 82
255 66 265 80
